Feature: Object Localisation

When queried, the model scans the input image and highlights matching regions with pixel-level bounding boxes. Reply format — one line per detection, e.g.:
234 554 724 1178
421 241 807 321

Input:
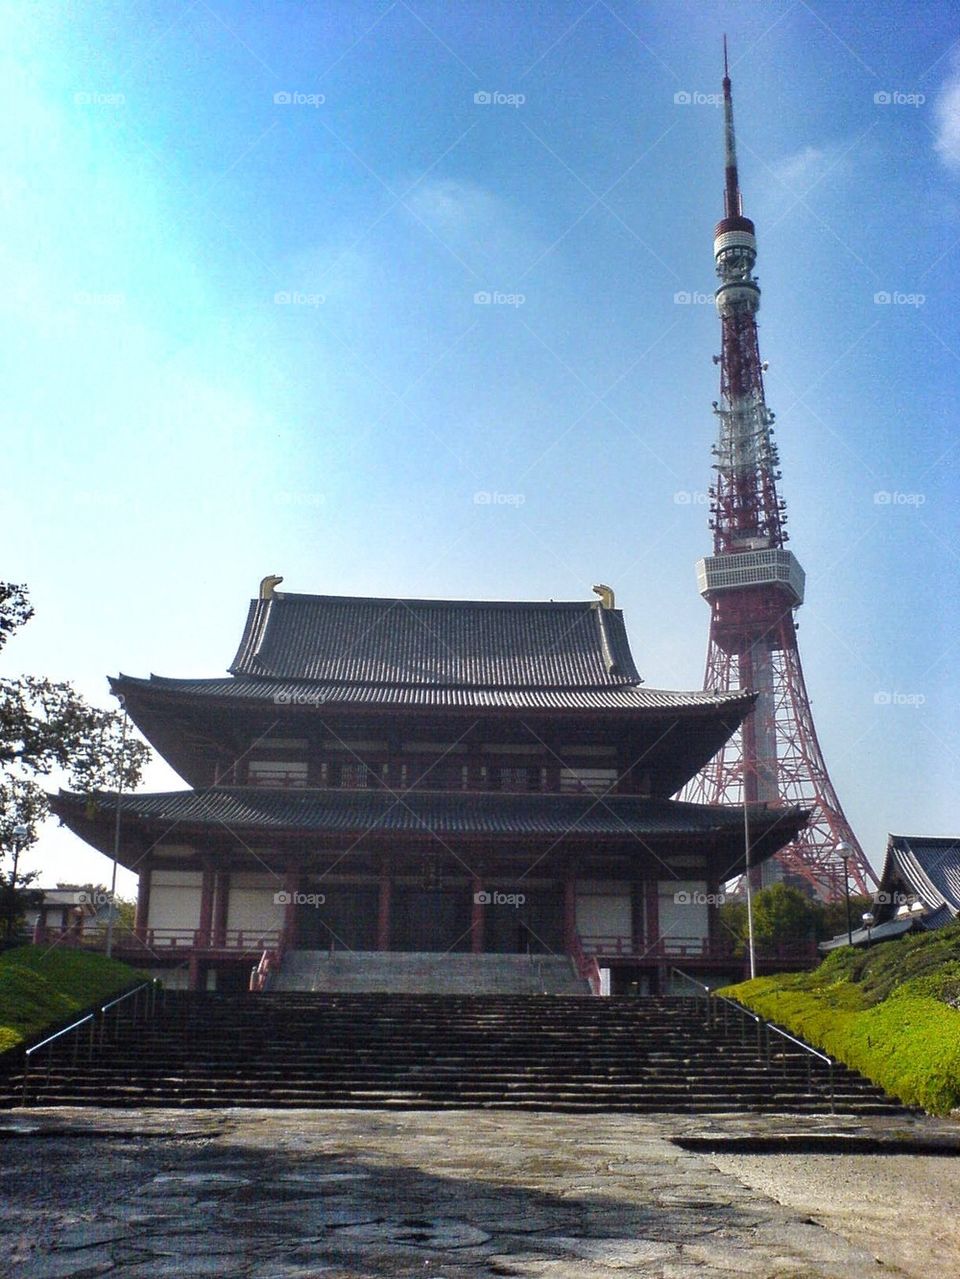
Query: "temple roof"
875 833 960 929
228 593 643 689
114 672 750 713
52 787 805 874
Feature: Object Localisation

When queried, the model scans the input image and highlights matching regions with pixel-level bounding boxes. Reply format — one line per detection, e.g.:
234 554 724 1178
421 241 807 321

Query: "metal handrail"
21 978 163 1105
669 967 836 1112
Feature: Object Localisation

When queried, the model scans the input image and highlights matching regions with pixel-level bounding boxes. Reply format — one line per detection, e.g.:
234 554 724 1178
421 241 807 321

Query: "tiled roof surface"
885 834 960 917
116 673 751 713
228 593 643 688
60 787 803 841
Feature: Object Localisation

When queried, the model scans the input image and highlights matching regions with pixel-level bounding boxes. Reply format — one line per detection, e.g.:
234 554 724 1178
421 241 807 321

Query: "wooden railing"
579 934 819 964
32 926 282 955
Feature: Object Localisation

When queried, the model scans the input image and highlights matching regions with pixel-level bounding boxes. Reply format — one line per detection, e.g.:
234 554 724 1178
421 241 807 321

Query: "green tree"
1 583 150 939
751 884 819 952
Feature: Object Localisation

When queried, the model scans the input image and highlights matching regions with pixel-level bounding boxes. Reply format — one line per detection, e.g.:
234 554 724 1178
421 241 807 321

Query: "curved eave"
50 787 805 879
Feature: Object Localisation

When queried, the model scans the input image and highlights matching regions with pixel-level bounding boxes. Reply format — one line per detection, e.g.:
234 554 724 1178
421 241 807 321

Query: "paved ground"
2 1108 959 1278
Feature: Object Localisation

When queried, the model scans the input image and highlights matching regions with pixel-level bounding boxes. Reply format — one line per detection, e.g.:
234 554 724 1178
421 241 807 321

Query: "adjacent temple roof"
876 833 960 930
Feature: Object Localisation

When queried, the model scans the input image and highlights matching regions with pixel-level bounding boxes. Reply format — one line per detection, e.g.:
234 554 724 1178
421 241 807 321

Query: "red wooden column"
282 862 299 949
644 876 660 950
563 866 578 953
197 867 215 947
134 864 151 941
471 873 485 954
377 860 392 951
213 871 230 948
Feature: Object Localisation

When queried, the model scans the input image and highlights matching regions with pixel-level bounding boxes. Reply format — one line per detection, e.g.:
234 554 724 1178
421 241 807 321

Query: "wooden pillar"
563 866 578 953
471 874 485 954
644 877 660 950
213 871 230 948
282 862 299 948
377 862 392 951
134 864 151 941
197 866 215 948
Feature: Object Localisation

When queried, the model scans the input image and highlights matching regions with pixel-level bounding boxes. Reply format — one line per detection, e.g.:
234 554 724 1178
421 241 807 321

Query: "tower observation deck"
684 41 874 900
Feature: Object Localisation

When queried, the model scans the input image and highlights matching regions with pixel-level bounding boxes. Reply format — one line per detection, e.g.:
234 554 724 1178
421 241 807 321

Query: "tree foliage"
718 884 876 956
0 582 150 869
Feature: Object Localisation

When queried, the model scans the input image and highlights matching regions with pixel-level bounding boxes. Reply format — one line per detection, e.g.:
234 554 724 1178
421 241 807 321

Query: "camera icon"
674 91 691 105
873 291 891 304
474 891 491 904
873 91 891 105
473 291 491 304
674 890 691 905
873 491 891 505
274 91 292 105
873 691 891 705
673 290 691 304
474 91 492 105
274 891 292 905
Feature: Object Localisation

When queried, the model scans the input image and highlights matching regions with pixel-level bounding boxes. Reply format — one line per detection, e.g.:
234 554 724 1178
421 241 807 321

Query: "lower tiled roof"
56 786 803 842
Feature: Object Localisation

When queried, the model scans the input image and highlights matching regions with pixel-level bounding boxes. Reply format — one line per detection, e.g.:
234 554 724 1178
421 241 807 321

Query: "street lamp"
862 910 875 947
837 841 853 947
6 823 29 945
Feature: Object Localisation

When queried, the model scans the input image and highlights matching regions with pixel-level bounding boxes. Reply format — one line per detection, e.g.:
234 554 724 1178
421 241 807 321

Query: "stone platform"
3 1107 958 1278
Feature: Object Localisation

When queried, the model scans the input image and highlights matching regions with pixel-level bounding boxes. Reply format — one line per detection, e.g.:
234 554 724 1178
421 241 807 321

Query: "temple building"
51 580 806 992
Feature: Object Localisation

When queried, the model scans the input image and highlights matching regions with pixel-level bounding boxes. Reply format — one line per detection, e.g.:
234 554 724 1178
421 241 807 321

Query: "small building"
22 886 102 943
821 833 960 950
51 585 807 991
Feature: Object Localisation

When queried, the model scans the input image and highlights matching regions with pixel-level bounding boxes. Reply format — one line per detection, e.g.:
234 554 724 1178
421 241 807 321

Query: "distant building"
23 885 104 943
51 584 807 991
821 833 960 950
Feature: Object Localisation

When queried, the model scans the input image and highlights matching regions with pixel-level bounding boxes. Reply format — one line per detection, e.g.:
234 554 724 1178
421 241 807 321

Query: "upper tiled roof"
229 593 642 689
115 673 751 713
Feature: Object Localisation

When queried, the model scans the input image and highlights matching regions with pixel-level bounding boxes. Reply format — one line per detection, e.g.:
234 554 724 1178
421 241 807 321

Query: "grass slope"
0 946 145 1054
718 920 960 1114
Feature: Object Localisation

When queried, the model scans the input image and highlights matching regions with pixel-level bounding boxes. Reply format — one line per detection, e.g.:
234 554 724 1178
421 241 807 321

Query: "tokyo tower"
684 42 874 899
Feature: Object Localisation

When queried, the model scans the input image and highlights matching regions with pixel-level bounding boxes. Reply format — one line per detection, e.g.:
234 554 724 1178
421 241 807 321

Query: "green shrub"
0 946 145 1054
718 921 960 1114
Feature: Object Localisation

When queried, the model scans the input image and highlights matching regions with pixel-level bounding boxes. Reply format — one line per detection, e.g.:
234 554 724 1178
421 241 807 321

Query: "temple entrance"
485 885 563 954
393 886 472 952
297 883 379 951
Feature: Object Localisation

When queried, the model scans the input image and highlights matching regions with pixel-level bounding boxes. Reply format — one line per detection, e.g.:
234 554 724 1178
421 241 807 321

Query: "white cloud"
934 52 960 171
771 145 829 190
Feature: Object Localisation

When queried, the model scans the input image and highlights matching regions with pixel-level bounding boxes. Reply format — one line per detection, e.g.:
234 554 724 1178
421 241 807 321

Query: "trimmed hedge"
0 946 145 1054
718 920 960 1115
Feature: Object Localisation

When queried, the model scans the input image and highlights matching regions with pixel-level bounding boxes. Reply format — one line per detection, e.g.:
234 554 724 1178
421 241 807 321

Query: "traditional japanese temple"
52 579 806 991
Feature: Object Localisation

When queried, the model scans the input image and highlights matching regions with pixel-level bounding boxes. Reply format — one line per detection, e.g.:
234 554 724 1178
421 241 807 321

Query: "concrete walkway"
2 1107 958 1278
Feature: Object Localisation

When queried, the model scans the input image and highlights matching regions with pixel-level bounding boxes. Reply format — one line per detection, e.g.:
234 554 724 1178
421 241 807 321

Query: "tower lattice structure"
683 44 874 900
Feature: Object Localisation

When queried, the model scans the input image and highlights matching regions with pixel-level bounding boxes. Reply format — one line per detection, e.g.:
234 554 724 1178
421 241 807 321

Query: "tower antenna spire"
722 36 742 219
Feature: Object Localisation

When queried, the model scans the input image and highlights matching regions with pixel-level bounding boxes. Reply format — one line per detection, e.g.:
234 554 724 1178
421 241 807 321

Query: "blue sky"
4 0 958 895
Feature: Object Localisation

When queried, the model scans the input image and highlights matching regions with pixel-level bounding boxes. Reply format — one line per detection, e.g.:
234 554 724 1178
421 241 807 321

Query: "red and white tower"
684 42 874 899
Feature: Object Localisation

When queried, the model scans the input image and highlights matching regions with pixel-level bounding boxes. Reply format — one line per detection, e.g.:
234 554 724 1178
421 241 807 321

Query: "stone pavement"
2 1107 958 1278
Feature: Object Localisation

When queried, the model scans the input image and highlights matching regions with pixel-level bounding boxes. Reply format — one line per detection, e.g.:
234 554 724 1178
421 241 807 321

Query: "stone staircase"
4 993 909 1114
269 950 590 994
